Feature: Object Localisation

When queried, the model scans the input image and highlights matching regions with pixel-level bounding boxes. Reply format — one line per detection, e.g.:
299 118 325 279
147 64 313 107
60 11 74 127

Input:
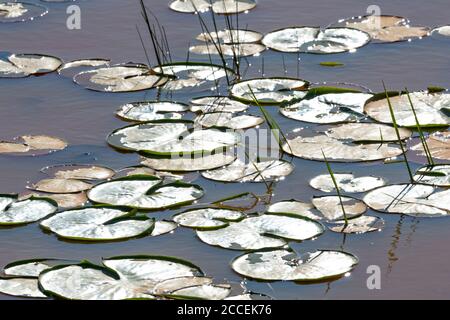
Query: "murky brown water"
0 0 449 299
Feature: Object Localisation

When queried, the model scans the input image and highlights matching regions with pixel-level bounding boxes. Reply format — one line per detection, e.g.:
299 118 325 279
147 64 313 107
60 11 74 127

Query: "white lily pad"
0 54 61 78
280 92 373 124
151 221 177 236
40 207 155 241
202 159 294 183
197 29 263 44
282 133 403 162
191 96 248 113
230 78 308 105
107 120 240 155
363 184 450 217
312 196 367 221
170 284 231 300
325 123 412 142
262 27 370 54
30 178 92 194
341 15 429 43
152 276 213 295
116 101 189 122
267 200 322 220
173 208 245 230
140 152 236 172
411 131 449 161
195 112 264 129
74 65 168 93
0 135 67 155
19 191 87 209
432 25 450 37
197 213 324 250
328 215 384 234
169 0 210 13
231 248 358 281
87 176 204 210
43 165 115 181
58 59 110 77
364 91 450 128
0 2 47 23
212 0 256 14
39 256 203 300
413 164 450 187
310 173 386 193
189 43 265 57
0 195 57 226
0 278 46 298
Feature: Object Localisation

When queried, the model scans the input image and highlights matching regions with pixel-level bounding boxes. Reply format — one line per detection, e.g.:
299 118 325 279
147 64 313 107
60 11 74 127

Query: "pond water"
0 0 449 299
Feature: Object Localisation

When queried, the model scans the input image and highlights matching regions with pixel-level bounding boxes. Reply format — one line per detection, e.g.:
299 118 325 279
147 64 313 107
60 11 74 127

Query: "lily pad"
310 173 386 193
364 91 450 128
325 123 412 142
0 278 46 298
0 135 67 155
0 54 61 78
197 213 324 250
19 191 87 209
170 284 231 300
189 43 266 57
230 78 309 105
267 200 322 220
196 29 263 44
152 276 212 295
151 221 177 236
413 164 450 187
58 58 110 77
40 207 155 241
74 65 168 93
432 25 450 37
39 256 203 300
195 112 264 129
282 132 403 162
169 0 210 13
202 159 294 183
191 96 248 113
87 176 204 210
173 208 245 230
328 215 385 234
262 27 370 54
411 131 449 161
0 195 57 226
107 120 240 156
231 248 358 282
312 196 367 221
363 184 450 217
116 101 189 122
211 0 256 14
280 92 373 124
0 2 47 23
340 15 429 43
43 164 115 181
140 152 236 172
30 178 92 194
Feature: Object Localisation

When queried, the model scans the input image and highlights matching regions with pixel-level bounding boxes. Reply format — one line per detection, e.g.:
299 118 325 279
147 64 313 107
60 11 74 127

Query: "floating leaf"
340 15 429 43
364 91 450 127
39 256 203 300
197 213 324 250
169 0 210 13
151 221 177 236
310 173 386 193
19 191 88 209
432 25 450 37
262 27 370 54
0 195 57 226
411 131 449 161
282 133 403 162
231 248 358 281
328 215 384 234
0 2 47 23
140 152 236 172
107 120 240 155
116 101 189 122
195 112 264 129
152 276 213 295
267 200 322 220
363 184 450 217
170 284 231 300
196 29 263 44
325 123 412 142
40 207 155 241
0 54 61 78
202 159 294 183
312 196 366 221
413 164 450 187
189 43 265 57
211 0 256 14
74 65 168 93
0 278 46 298
58 59 110 77
280 92 373 124
173 208 245 230
87 176 204 210
30 178 92 194
191 96 248 113
0 134 67 155
230 78 309 105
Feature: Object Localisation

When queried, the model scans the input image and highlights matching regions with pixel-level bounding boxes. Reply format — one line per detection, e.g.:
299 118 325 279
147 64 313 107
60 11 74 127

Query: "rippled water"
0 0 449 299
